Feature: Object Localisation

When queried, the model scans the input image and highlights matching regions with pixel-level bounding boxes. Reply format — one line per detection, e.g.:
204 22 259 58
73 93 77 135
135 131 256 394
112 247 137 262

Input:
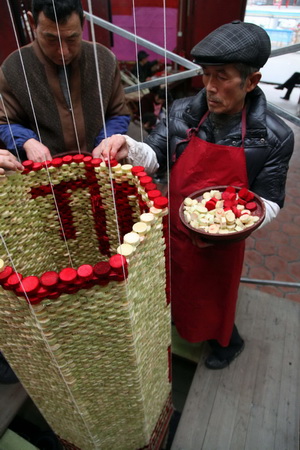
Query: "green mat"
0 429 38 450
171 325 206 363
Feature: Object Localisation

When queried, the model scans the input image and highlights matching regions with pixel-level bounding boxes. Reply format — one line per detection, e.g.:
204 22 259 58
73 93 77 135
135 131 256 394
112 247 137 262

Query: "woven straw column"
0 156 172 450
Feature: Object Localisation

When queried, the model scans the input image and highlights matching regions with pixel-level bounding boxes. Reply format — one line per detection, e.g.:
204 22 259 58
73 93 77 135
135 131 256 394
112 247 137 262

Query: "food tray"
179 185 266 243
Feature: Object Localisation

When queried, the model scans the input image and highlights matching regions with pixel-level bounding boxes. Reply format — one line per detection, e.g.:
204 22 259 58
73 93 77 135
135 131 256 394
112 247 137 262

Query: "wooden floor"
171 286 300 450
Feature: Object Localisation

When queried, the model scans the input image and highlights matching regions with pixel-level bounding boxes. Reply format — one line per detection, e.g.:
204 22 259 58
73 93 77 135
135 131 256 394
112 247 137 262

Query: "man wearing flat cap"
93 21 294 369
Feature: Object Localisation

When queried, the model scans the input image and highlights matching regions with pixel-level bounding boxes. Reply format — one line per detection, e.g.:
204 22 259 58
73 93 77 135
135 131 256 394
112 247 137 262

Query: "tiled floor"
243 81 300 302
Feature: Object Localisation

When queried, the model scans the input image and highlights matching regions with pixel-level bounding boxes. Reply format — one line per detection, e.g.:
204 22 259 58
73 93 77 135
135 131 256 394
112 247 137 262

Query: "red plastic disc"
51 158 63 167
153 196 168 209
139 176 153 187
131 166 145 176
0 266 13 283
77 264 94 280
109 255 128 273
21 276 40 295
93 261 111 278
147 190 161 200
73 154 85 163
59 268 78 284
7 273 23 288
62 155 73 164
40 271 59 289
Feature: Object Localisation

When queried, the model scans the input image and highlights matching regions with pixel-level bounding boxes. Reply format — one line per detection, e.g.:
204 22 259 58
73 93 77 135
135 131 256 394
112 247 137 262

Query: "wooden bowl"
179 186 266 243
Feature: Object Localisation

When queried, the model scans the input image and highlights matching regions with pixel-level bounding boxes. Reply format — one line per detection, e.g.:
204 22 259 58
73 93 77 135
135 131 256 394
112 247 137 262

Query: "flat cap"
191 20 271 68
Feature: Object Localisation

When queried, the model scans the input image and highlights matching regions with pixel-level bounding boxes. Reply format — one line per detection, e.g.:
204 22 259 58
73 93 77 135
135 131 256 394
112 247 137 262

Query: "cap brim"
193 59 227 66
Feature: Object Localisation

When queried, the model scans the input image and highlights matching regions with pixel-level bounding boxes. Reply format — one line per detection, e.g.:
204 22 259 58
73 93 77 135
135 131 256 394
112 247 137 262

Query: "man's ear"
246 71 262 93
27 11 36 33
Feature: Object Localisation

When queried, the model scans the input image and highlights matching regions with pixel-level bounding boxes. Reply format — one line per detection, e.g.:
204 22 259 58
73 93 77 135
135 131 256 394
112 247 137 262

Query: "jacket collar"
182 86 268 137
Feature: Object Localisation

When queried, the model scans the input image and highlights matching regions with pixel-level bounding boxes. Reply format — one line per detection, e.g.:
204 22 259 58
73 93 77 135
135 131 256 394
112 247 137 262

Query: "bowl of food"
179 185 266 243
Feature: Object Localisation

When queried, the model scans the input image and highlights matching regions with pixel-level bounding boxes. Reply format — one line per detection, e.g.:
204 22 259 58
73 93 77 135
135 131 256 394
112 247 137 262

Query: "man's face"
31 11 83 66
201 64 250 115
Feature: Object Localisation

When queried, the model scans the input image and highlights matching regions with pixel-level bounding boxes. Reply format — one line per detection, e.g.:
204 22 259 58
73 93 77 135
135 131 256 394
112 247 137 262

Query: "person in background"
131 50 160 83
142 112 158 134
93 21 294 370
141 87 173 121
0 0 130 162
274 72 300 100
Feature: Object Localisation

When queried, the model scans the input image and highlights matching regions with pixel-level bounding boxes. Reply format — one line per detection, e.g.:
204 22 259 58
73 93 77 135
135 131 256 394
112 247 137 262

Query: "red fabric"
111 0 178 14
170 127 248 345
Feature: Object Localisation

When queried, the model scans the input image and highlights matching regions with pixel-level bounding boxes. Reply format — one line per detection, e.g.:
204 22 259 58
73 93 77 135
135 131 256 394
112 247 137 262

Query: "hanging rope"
0 233 100 449
131 0 145 142
3 0 76 268
162 0 172 306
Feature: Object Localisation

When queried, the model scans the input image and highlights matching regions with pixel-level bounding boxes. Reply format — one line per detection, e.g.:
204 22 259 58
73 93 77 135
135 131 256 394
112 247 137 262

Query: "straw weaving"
0 156 172 449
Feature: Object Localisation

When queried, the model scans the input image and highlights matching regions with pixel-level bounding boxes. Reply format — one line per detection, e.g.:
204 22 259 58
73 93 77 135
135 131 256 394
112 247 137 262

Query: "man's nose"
206 77 217 92
59 41 70 58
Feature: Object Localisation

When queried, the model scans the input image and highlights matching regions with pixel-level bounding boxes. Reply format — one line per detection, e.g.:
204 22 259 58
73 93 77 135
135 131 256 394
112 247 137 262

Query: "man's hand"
23 138 52 162
92 135 129 161
0 150 24 175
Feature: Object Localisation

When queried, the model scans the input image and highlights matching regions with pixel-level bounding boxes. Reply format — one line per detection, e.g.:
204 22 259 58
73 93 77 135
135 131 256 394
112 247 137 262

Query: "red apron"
170 110 248 345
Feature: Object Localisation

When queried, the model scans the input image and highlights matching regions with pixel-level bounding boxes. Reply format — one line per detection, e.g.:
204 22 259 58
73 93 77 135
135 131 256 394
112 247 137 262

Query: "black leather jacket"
145 86 294 207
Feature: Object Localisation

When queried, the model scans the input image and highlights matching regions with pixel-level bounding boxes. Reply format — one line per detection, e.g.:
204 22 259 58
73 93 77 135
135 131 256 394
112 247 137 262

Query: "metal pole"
124 68 202 93
270 43 300 58
266 102 300 127
84 12 200 70
241 278 300 288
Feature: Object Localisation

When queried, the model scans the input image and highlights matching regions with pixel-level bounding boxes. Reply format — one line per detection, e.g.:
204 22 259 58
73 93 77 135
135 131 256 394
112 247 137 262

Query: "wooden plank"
243 291 287 449
229 289 269 450
171 365 223 449
171 288 300 450
201 288 270 450
274 301 300 450
171 289 257 450
0 383 28 437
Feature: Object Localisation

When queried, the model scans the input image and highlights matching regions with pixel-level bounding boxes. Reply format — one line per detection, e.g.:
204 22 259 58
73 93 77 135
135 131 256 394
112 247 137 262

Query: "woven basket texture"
0 160 171 449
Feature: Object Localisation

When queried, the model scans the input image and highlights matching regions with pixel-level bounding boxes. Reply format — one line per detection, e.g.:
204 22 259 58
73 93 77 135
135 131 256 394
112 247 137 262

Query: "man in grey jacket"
93 21 294 369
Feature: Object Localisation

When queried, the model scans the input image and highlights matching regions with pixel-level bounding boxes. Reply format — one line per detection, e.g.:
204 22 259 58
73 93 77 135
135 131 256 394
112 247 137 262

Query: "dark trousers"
208 324 243 359
282 72 300 99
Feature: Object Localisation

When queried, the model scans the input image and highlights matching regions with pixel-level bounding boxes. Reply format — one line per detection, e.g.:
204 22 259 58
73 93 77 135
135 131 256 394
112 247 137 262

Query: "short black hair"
31 0 84 26
233 63 259 85
150 87 173 103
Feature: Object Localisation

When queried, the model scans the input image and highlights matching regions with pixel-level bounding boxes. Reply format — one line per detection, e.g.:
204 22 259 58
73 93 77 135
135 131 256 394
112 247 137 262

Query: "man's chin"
208 105 223 114
207 100 223 112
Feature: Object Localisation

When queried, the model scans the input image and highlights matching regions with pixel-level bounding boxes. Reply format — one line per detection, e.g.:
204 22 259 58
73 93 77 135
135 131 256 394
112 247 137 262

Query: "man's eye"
46 38 58 43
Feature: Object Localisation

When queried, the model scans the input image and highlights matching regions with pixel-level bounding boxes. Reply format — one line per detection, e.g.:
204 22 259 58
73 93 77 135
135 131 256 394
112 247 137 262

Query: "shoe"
204 341 245 370
275 85 284 90
281 97 289 101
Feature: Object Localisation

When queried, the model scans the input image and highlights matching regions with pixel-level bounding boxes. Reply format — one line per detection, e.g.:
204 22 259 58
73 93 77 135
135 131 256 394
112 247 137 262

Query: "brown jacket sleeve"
0 68 28 126
105 63 130 118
